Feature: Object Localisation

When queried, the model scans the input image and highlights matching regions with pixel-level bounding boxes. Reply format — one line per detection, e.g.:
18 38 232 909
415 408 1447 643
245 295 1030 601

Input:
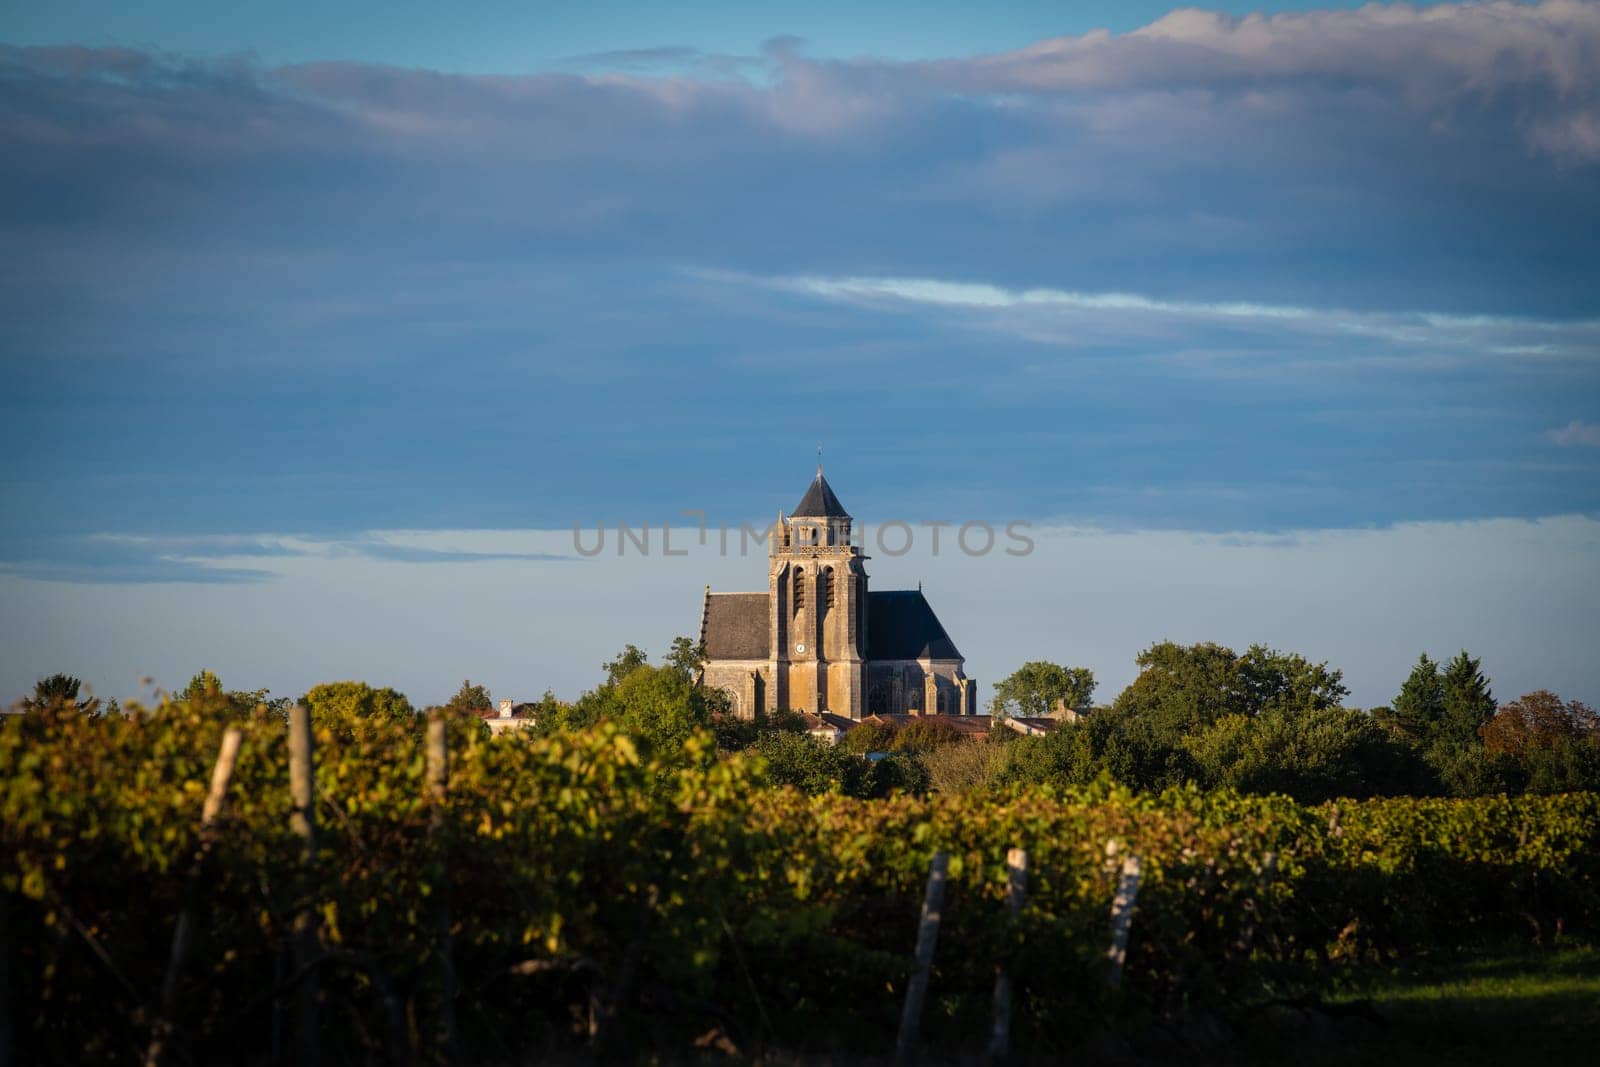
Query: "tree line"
985 643 1598 802
13 638 1598 803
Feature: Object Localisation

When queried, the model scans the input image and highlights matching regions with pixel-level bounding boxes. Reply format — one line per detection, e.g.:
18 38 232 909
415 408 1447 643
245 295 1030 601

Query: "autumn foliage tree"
1480 690 1594 755
1480 690 1600 794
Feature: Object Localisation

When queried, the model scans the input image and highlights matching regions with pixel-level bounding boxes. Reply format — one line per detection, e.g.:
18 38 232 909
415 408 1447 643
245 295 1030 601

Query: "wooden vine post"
426 712 458 1061
288 704 319 1067
895 850 950 1066
1106 841 1143 989
143 727 244 1067
985 847 1028 1064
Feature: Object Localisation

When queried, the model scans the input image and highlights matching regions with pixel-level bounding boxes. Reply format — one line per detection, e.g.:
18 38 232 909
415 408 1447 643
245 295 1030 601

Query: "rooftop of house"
859 713 996 737
798 711 857 733
1002 716 1065 736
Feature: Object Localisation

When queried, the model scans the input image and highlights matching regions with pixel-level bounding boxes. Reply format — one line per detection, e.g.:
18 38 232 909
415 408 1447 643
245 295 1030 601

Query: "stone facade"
699 470 976 720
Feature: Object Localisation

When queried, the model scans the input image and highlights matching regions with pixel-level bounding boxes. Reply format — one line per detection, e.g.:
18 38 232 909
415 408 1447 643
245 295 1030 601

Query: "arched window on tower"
820 567 833 616
793 567 805 613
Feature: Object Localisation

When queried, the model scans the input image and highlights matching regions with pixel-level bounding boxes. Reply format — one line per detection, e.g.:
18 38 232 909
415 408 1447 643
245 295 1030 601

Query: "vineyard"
4 703 1599 1065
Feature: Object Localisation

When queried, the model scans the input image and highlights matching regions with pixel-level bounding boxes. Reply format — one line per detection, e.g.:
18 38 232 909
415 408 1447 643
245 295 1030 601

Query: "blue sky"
1 2 1597 707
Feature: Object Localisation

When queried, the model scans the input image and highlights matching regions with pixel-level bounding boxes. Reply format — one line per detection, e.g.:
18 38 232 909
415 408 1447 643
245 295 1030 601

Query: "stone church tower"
699 469 977 720
768 467 868 717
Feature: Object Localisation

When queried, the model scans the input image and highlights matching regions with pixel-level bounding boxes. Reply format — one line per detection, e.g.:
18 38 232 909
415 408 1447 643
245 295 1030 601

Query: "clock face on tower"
795 642 807 654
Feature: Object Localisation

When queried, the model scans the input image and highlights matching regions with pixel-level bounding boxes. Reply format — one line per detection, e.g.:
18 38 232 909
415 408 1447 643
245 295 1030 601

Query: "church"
698 469 977 720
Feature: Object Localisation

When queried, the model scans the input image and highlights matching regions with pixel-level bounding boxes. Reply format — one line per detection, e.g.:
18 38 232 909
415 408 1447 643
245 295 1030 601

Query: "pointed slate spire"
792 469 850 518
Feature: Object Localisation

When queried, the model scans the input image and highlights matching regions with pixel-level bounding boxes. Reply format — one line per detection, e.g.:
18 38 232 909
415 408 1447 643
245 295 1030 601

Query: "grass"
1069 944 1600 1066
1320 944 1600 1064
695 945 1600 1064
1179 944 1600 1066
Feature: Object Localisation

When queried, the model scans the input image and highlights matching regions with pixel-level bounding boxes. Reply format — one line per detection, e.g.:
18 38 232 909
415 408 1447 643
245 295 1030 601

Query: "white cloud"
769 272 1600 367
788 273 1314 319
921 0 1600 161
1546 419 1600 446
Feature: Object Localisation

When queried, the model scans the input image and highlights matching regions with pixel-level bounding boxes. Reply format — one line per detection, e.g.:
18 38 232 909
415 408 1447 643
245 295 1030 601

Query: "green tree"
1111 641 1241 736
300 681 417 743
602 645 650 687
839 719 898 754
921 739 1011 796
174 669 289 720
20 673 99 715
1014 642 1353 795
1425 740 1521 797
890 717 964 753
991 661 1097 718
1185 706 1415 803
753 732 869 795
525 690 595 737
1440 651 1497 746
608 664 713 757
177 669 225 702
444 679 493 716
1384 654 1446 744
752 732 926 798
1380 652 1503 795
664 636 705 679
1002 704 1197 793
1235 645 1348 716
565 640 731 760
549 644 665 739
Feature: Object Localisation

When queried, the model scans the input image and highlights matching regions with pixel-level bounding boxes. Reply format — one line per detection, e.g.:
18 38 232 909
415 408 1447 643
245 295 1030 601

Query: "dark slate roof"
866 590 963 661
702 592 770 660
792 471 850 518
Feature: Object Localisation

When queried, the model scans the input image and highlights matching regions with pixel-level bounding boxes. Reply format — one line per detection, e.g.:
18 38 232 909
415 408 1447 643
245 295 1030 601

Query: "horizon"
7 505 1595 713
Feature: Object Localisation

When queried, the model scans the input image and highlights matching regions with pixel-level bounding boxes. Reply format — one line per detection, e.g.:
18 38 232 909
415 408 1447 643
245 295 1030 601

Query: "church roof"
791 471 850 519
702 592 770 660
865 590 963 661
700 587 963 664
